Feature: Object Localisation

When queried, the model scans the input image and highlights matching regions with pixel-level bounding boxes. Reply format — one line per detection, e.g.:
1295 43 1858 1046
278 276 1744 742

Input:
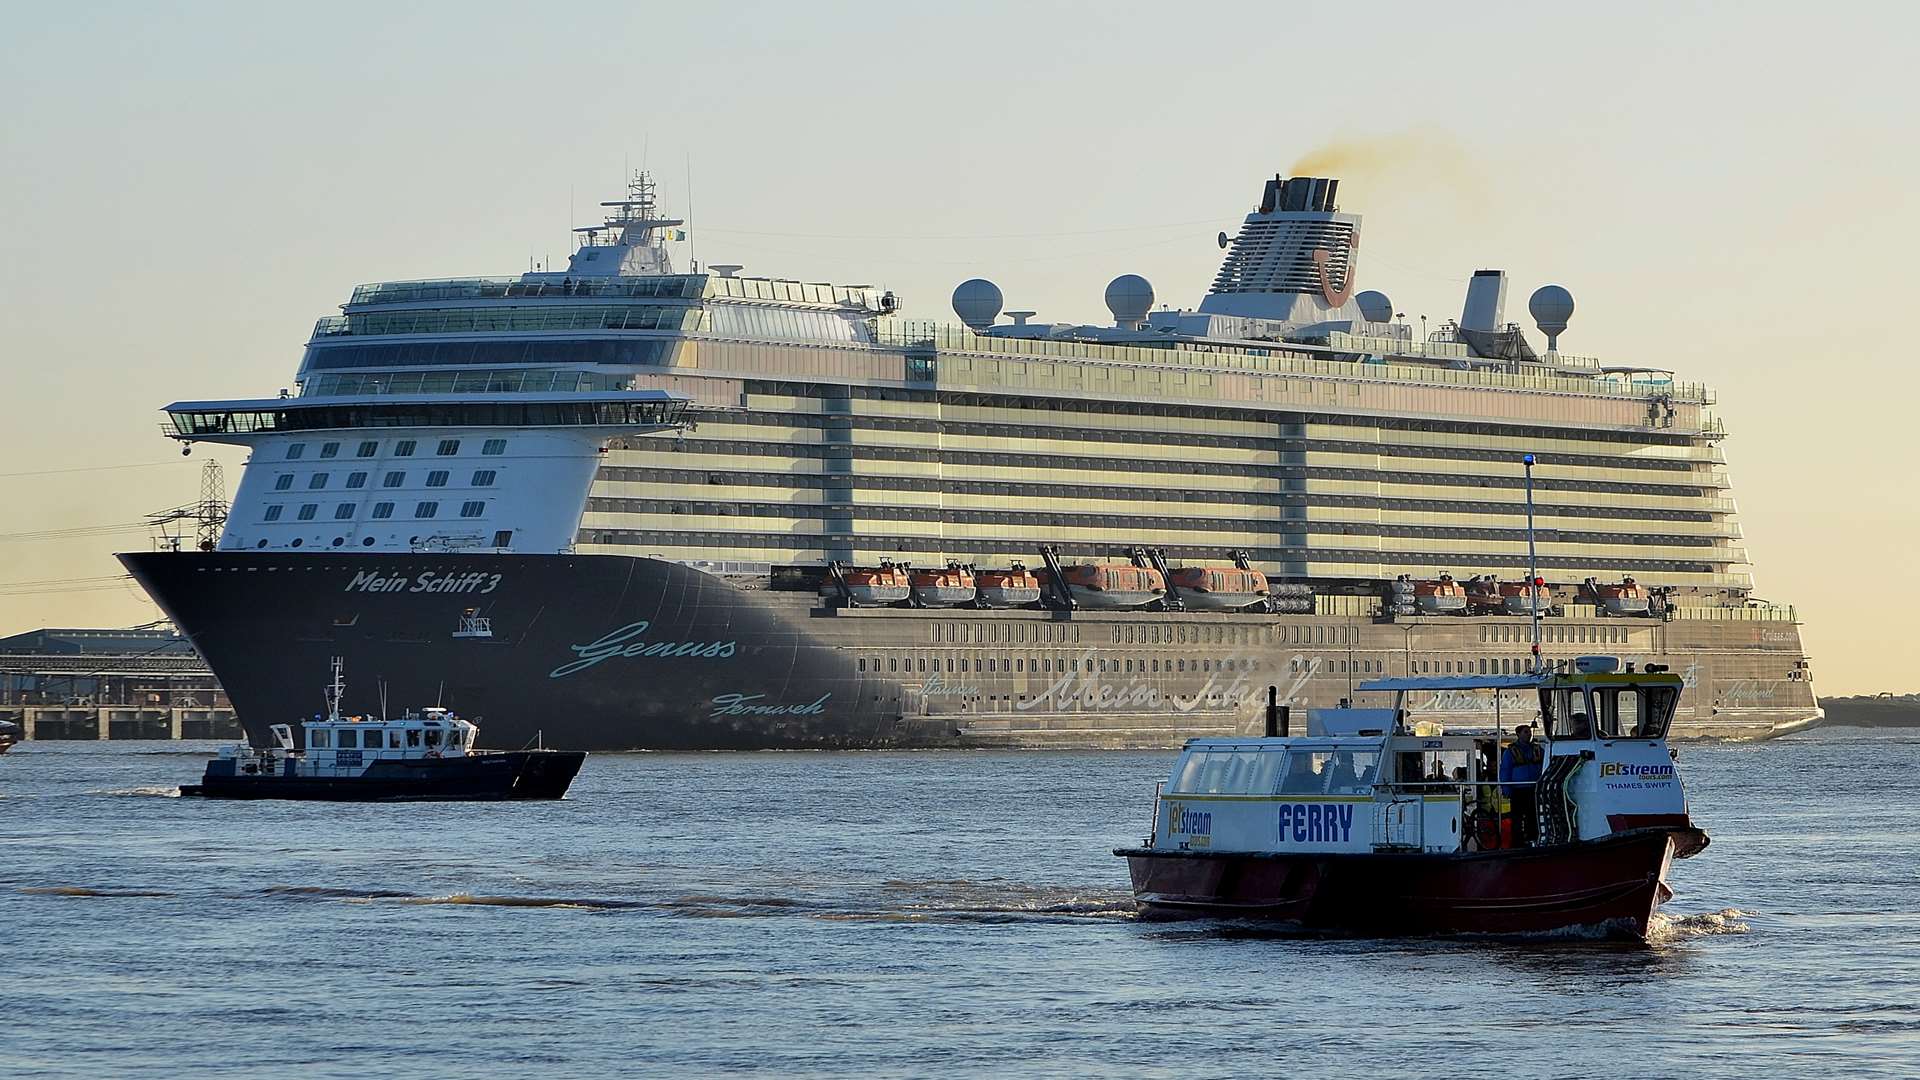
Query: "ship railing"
347 276 708 306
313 305 696 339
868 320 1714 405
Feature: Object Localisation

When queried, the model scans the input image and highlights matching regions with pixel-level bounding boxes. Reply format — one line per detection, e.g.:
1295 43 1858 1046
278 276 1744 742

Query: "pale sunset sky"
0 2 1912 693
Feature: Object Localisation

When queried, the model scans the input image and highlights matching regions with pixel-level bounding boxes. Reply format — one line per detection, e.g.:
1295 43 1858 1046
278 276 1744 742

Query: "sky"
0 1 1914 694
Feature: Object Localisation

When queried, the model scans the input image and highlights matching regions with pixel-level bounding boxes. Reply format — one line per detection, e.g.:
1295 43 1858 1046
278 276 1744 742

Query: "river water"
2 728 1916 1078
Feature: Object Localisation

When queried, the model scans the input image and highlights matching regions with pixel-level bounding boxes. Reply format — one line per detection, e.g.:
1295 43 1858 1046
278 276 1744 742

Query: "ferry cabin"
232 708 477 778
1147 661 1687 856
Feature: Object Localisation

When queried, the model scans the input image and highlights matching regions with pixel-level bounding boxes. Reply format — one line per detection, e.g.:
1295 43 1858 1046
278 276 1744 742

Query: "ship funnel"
1460 270 1508 332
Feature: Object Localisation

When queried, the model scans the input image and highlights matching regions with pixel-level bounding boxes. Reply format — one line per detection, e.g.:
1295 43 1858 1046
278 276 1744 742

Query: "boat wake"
1649 907 1752 942
19 885 176 899
92 786 181 798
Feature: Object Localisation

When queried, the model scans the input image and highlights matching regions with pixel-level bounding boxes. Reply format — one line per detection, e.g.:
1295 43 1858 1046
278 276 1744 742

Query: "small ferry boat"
0 718 18 754
181 659 585 800
1116 656 1709 939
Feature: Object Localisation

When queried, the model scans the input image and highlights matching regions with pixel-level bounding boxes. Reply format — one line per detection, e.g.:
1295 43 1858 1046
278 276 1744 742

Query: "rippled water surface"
3 729 1917 1078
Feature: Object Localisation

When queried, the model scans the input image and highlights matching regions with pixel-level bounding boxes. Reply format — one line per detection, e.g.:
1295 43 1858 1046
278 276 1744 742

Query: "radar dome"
1528 284 1575 351
1354 290 1393 323
952 278 1004 331
1104 274 1154 328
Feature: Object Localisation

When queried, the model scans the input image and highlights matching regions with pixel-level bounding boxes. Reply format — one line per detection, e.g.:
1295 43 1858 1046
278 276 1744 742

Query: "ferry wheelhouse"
1117 656 1708 938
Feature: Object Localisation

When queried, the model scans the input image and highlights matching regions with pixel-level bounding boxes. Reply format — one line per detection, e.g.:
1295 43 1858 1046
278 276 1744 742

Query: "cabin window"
437 439 461 456
263 505 283 522
383 471 405 488
472 470 496 487
394 440 416 457
319 442 340 459
274 474 294 491
1542 688 1595 739
372 503 394 520
308 473 329 490
310 729 330 748
482 439 507 455
346 472 368 489
336 730 358 749
285 444 306 460
425 730 442 747
357 440 379 458
426 470 449 487
407 729 422 747
448 731 464 748
1596 685 1676 739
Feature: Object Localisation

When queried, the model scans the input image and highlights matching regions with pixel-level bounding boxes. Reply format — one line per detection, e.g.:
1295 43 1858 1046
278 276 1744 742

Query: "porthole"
256 539 268 548
331 537 345 547
290 538 303 547
362 537 375 547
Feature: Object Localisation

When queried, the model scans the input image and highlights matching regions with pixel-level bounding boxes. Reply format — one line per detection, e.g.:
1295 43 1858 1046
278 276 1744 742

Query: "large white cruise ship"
121 172 1821 749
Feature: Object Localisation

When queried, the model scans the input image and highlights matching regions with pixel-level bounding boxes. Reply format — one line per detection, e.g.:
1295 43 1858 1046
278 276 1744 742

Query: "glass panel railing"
347 276 708 305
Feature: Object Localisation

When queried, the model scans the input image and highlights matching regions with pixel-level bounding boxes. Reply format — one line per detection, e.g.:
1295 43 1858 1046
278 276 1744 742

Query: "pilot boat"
1115 656 1709 939
181 658 585 800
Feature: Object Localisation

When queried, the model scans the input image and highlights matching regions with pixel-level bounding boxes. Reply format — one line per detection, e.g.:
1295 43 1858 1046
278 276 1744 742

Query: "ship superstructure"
122 172 1820 750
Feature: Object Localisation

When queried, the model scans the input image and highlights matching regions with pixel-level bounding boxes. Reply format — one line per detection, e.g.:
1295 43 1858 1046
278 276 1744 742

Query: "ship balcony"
162 391 687 445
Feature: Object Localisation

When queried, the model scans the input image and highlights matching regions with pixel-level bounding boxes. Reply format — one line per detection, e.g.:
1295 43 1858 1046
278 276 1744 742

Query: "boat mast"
1524 453 1542 674
326 656 344 723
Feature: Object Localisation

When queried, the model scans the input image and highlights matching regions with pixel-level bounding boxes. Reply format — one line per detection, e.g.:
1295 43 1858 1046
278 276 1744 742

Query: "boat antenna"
436 679 445 709
1525 453 1543 674
379 678 389 721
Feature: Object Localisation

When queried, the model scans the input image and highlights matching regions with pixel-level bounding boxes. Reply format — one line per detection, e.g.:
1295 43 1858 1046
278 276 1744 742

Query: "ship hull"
1118 827 1702 939
121 551 1822 751
182 749 585 800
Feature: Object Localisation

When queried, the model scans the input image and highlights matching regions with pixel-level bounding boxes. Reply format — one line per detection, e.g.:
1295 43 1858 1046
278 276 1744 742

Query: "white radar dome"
1354 290 1393 323
1528 284 1575 350
1104 274 1154 328
952 279 1003 331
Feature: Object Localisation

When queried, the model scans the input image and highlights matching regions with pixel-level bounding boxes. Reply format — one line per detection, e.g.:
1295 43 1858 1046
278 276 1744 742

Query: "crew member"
1499 724 1545 845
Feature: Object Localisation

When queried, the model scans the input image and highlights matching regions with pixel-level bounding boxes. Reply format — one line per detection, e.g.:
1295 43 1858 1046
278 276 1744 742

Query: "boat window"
1639 685 1678 738
407 729 422 748
310 729 330 748
1246 750 1286 794
1278 752 1325 794
1599 685 1676 738
1543 688 1593 739
448 731 463 748
1171 753 1208 793
337 730 360 749
425 730 442 747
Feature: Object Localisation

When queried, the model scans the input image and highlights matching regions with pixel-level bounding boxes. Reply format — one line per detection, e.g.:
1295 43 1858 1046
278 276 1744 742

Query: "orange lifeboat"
1045 563 1166 610
838 563 911 607
910 562 977 608
1499 579 1552 617
1414 573 1469 615
1584 575 1651 617
1169 566 1270 611
977 564 1042 608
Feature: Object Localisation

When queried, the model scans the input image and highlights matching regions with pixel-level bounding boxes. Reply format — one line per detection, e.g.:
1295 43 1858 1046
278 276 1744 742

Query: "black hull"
1117 827 1701 939
124 551 902 751
182 750 585 801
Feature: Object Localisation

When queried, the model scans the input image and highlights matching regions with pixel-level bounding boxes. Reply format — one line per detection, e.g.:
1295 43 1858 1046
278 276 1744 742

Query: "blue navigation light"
1523 453 1536 465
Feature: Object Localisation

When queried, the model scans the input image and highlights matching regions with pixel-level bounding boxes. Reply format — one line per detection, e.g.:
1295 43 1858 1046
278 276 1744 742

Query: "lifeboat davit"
1590 576 1651 617
1049 563 1166 609
839 563 911 607
977 565 1042 608
1169 566 1270 611
910 563 977 608
1414 573 1468 615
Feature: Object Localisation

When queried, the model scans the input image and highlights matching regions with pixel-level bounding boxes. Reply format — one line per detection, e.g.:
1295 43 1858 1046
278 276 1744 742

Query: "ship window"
394 440 417 457
262 505 283 521
426 471 450 488
285 444 306 460
383 471 405 488
437 439 461 456
273 474 294 491
483 439 507 455
346 472 368 489
460 502 484 518
334 503 356 520
472 470 496 487
407 729 421 747
371 503 394 520
317 442 339 459
415 501 438 519
357 440 379 458
297 504 318 521
425 730 442 747
310 729 329 747
491 530 512 547
308 473 329 490
336 730 357 749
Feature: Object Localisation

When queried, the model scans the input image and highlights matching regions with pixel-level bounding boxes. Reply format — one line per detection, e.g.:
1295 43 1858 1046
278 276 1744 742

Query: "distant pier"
1 627 242 741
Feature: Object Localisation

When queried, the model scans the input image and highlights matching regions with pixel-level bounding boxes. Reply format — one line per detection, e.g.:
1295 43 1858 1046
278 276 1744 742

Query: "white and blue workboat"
182 658 585 801
1116 656 1710 939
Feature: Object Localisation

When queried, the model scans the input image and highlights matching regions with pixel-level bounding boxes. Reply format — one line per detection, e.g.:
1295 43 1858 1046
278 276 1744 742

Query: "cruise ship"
121 172 1822 749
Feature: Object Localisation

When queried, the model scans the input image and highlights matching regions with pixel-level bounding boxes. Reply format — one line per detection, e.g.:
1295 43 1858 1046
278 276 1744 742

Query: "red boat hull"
1119 827 1706 940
